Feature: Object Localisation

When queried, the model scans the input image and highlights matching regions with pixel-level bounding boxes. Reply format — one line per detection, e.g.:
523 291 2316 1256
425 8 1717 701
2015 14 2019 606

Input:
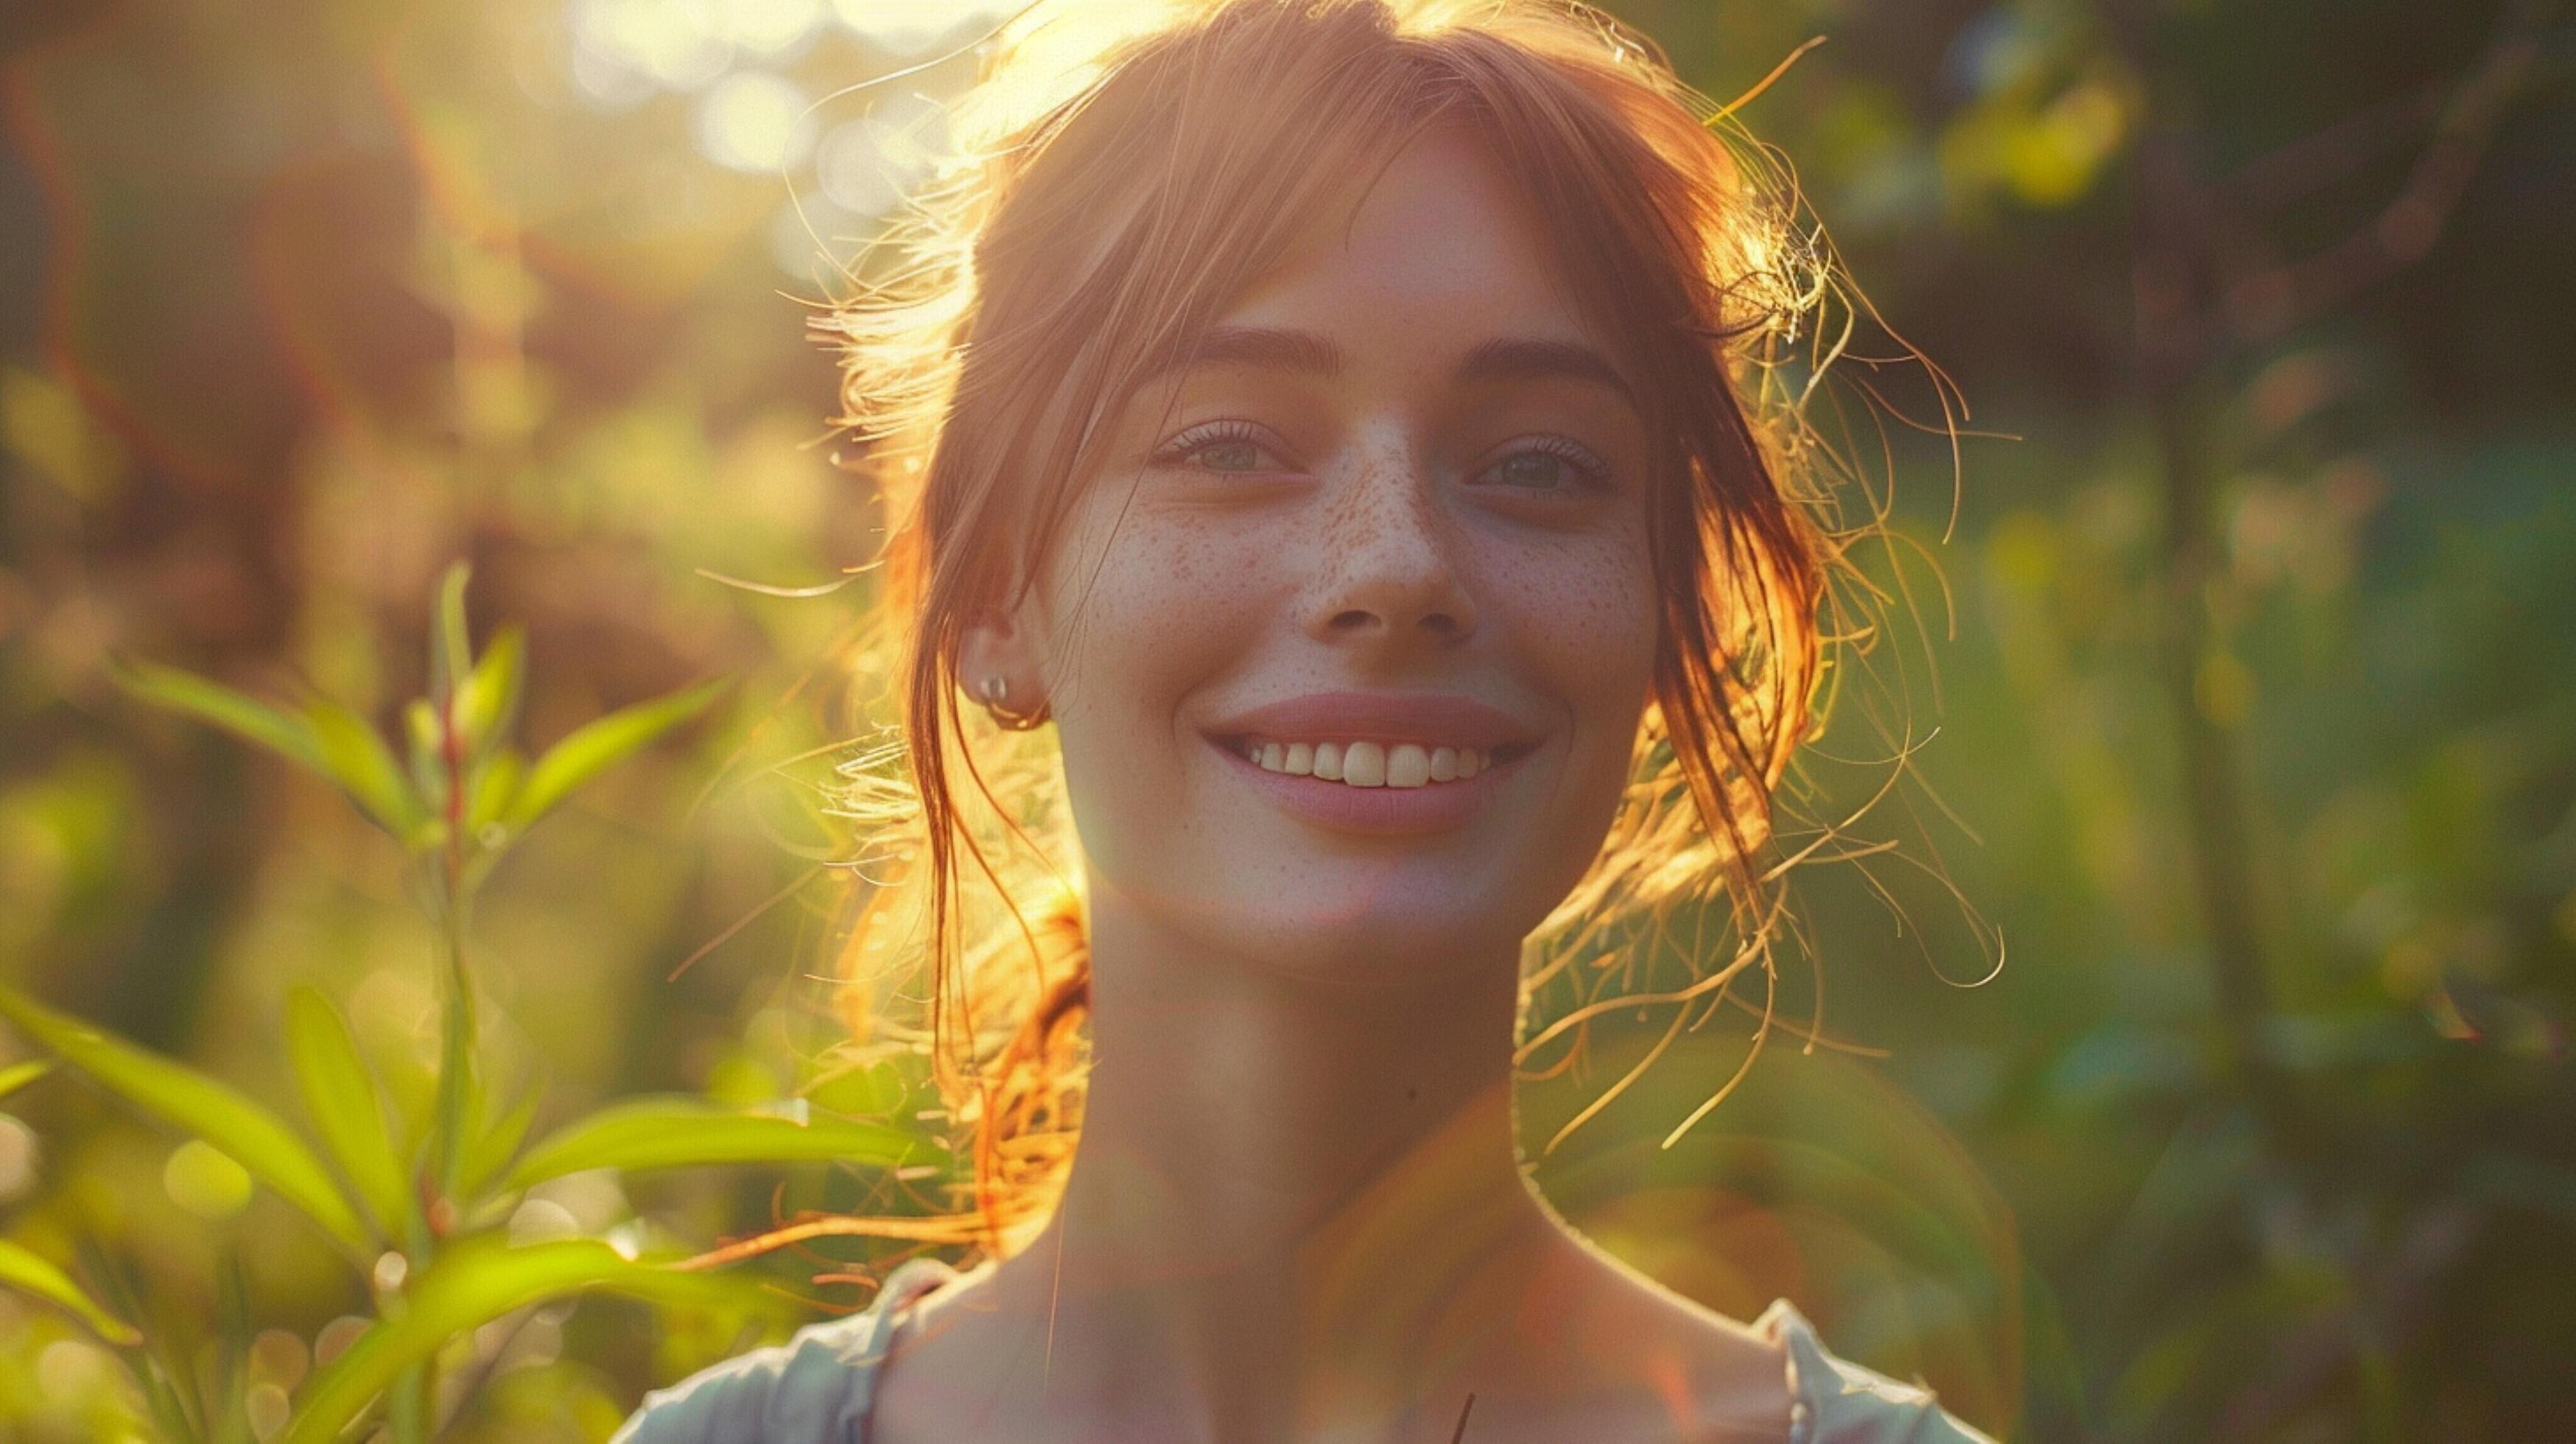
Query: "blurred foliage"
2 564 940 1440
0 0 2569 1439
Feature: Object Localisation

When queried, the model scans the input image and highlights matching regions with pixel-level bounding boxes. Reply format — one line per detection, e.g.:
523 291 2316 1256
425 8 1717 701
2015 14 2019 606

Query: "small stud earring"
972 673 1050 731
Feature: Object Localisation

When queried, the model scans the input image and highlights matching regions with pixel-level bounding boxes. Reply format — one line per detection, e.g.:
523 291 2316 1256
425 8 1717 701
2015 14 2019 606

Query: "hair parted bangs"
737 0 1946 1269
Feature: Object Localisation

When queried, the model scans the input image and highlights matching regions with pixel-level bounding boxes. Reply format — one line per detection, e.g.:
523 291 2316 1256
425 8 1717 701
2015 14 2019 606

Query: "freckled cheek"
1039 516 1287 726
1478 534 1659 740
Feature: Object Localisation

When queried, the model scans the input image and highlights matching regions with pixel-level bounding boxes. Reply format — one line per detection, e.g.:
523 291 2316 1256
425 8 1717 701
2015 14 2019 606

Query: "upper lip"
1204 691 1541 751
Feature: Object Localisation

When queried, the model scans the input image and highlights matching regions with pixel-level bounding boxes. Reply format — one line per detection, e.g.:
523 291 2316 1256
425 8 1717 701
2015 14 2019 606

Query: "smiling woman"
617 1 1994 1440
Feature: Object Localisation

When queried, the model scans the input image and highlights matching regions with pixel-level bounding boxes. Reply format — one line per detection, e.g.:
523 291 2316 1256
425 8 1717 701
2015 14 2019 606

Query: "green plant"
0 564 941 1442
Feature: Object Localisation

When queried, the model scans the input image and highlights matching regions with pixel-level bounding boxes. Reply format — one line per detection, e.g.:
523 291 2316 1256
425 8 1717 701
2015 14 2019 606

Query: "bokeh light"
725 0 829 58
815 94 947 215
559 0 985 270
695 71 817 173
574 0 733 94
833 0 1020 55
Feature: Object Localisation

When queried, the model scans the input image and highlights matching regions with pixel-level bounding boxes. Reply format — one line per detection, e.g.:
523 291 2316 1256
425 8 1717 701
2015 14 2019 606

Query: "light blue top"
614 1257 2000 1443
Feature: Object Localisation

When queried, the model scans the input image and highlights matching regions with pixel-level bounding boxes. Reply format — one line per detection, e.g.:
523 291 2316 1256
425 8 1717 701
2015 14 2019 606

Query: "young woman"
622 0 1996 1438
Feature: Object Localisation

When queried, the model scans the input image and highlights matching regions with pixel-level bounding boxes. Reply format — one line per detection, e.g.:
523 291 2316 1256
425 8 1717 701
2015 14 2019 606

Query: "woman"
622 0 1997 1438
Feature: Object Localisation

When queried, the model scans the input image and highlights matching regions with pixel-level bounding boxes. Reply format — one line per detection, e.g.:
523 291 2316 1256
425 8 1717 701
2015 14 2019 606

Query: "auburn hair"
764 0 1920 1273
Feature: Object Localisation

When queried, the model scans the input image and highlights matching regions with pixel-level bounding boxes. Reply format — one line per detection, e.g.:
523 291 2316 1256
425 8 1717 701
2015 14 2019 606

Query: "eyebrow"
1148 324 1637 406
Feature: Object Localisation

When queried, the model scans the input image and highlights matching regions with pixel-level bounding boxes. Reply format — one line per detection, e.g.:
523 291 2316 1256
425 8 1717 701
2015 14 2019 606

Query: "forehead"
1212 122 1599 352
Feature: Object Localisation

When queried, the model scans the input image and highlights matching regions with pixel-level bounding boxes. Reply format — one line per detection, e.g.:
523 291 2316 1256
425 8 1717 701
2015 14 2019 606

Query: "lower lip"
1210 739 1524 837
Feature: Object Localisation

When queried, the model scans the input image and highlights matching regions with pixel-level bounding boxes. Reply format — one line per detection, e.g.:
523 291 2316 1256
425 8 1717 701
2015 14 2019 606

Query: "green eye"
1493 452 1572 488
1481 438 1607 491
1152 421 1288 476
1198 440 1266 472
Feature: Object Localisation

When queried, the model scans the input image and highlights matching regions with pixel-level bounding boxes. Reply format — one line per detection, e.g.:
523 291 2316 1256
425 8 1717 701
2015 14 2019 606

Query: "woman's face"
1000 123 1661 981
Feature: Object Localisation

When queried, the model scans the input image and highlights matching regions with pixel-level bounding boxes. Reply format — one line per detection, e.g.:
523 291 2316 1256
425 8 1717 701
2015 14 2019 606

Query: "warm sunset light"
695 70 816 172
2 0 2564 1439
832 0 1021 55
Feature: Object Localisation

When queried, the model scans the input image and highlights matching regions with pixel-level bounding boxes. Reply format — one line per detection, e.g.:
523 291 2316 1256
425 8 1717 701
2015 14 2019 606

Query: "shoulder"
610 1258 961 1444
1751 1299 2002 1444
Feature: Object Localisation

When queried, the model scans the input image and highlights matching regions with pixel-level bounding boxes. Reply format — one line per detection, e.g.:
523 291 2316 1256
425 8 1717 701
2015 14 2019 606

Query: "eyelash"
1149 420 1284 474
1148 420 1612 491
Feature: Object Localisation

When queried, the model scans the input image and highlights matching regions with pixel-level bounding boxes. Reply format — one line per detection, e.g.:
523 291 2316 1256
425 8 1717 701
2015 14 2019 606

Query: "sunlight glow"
815 94 947 216
697 71 816 172
832 0 1019 55
574 0 731 93
724 0 828 57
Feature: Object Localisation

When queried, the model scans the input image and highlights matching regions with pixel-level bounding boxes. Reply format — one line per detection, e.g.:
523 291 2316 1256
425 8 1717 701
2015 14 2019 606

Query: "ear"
958 600 1047 715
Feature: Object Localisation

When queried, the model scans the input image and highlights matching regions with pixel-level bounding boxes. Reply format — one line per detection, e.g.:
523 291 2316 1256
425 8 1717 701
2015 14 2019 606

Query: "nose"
1302 450 1479 653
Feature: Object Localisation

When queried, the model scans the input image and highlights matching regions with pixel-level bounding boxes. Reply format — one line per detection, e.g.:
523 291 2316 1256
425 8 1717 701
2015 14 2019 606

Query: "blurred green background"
1 0 2570 1438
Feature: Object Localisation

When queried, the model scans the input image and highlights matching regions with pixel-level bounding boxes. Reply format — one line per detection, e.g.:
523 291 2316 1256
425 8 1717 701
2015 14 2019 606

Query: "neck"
981 886 1570 1437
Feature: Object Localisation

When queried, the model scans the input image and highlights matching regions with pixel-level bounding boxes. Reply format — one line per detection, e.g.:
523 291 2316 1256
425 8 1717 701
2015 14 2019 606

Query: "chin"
1208 875 1543 987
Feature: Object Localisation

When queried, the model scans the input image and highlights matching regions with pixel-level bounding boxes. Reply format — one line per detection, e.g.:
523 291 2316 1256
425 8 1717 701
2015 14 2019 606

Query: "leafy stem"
0 561 911 1441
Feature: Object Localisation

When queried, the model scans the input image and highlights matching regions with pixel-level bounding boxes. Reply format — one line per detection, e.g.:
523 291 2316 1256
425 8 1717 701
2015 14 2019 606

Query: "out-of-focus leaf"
456 623 525 760
0 985 371 1255
112 656 325 773
465 747 525 835
404 698 445 812
0 1059 52 1101
429 561 474 709
457 1083 543 1204
505 679 726 831
0 1240 140 1345
2463 1149 2576 1225
284 987 413 1241
281 1236 764 1444
305 698 427 838
801 1058 912 1119
502 1096 936 1192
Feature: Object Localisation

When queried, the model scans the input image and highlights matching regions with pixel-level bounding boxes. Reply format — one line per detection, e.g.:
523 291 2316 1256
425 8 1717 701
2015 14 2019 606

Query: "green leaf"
282 1236 765 1444
284 987 413 1241
112 657 325 773
401 701 443 815
457 1083 542 1205
502 1096 936 1192
464 748 524 836
0 1059 52 1101
455 623 525 760
505 679 726 832
0 985 371 1256
304 698 427 838
429 561 474 709
0 1239 140 1346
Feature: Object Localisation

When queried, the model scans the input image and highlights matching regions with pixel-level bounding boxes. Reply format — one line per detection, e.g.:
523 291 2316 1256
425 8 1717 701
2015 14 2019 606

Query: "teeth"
1386 743 1430 788
1342 742 1386 788
1235 738 1498 788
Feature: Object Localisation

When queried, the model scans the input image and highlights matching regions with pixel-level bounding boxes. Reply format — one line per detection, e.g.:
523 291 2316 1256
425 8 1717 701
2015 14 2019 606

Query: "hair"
720 0 1948 1277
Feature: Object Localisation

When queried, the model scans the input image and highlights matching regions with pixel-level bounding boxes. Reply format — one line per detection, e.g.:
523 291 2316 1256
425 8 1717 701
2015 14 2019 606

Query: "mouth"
1204 732 1534 836
1212 735 1531 788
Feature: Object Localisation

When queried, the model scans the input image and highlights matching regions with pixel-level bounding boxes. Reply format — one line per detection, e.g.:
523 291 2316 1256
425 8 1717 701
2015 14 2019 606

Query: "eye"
1150 420 1293 476
1474 435 1612 492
